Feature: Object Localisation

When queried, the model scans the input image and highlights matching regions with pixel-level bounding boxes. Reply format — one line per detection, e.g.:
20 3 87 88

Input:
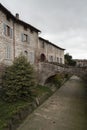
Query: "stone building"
38 37 65 64
75 59 87 67
0 3 65 65
0 3 40 65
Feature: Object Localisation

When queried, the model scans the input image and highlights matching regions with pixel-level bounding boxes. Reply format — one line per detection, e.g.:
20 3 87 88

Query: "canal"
17 75 87 130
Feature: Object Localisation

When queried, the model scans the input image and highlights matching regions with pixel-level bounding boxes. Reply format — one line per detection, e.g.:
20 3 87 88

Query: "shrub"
45 73 67 88
2 55 35 102
49 73 65 88
64 73 70 80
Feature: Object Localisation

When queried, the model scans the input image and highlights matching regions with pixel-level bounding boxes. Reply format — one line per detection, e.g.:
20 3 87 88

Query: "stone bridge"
35 62 87 85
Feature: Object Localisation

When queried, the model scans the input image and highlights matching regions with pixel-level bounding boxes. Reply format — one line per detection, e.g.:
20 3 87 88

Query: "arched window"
24 50 28 57
24 51 28 61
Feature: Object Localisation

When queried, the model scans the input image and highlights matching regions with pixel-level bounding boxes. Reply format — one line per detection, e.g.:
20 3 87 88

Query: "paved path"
17 76 87 130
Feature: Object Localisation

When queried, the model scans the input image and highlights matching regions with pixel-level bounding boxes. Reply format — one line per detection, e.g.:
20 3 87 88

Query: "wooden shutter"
3 23 6 35
29 52 34 64
27 35 30 43
6 46 11 59
21 33 24 42
10 28 13 39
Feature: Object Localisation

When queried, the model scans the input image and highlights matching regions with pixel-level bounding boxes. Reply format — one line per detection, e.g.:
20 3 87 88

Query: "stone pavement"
17 76 87 130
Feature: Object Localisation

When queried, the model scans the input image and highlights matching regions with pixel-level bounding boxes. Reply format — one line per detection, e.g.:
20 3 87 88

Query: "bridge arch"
37 62 65 85
36 62 87 85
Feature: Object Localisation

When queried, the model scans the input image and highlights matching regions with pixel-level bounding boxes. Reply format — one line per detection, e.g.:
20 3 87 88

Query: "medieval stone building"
38 37 65 64
0 3 65 65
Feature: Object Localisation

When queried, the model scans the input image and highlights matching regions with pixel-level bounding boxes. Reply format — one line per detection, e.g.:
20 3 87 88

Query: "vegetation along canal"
17 75 87 130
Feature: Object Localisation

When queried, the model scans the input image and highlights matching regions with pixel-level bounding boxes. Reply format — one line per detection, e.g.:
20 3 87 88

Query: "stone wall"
0 11 14 65
14 23 39 63
0 10 39 65
38 38 65 64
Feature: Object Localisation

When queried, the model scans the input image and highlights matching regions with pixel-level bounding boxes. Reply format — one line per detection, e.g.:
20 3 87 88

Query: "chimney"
15 13 19 19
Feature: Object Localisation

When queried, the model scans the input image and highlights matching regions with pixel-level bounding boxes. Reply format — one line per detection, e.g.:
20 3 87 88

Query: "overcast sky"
0 0 87 59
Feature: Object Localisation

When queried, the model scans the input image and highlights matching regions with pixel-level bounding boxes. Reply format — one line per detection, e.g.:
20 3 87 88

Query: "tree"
2 55 35 102
64 53 76 66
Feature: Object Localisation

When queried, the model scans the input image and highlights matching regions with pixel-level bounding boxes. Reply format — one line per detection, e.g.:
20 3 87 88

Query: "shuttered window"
29 52 34 64
57 57 59 63
41 41 45 48
3 23 13 38
49 56 53 62
21 33 30 43
6 46 11 59
60 58 62 64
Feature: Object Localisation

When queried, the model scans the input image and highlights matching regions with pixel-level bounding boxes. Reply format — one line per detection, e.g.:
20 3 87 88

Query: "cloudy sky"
0 0 87 59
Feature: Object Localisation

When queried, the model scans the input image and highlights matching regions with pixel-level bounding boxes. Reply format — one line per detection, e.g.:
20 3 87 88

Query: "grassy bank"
0 73 70 130
0 85 53 130
0 99 31 130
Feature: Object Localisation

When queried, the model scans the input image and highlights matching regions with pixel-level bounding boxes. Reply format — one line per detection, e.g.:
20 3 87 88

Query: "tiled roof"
39 37 65 50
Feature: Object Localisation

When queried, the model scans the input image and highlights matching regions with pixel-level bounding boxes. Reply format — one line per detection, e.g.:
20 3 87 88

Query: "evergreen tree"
2 55 35 102
64 53 76 66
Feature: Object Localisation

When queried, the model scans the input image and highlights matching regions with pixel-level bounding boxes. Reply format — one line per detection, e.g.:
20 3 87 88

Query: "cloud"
0 0 87 59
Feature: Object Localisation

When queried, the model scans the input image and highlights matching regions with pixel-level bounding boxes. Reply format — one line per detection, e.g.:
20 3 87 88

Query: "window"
23 34 28 42
40 53 46 62
29 52 34 64
21 33 29 43
60 58 62 64
6 46 11 59
49 56 53 62
3 23 13 38
30 29 34 34
6 15 10 21
24 50 29 61
6 25 10 36
24 50 28 57
49 45 52 50
51 56 53 62
41 41 45 48
57 57 59 63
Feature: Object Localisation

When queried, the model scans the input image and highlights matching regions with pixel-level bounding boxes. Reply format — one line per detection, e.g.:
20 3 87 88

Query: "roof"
75 59 87 62
0 3 41 32
39 37 65 50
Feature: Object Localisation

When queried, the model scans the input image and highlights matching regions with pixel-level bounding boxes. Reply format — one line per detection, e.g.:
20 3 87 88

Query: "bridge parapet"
38 62 64 72
35 62 87 85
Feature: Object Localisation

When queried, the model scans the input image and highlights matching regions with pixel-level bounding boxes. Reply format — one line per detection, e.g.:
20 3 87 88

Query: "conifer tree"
2 55 35 102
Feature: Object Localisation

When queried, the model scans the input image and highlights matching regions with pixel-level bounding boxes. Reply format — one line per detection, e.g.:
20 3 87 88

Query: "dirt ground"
17 75 87 130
